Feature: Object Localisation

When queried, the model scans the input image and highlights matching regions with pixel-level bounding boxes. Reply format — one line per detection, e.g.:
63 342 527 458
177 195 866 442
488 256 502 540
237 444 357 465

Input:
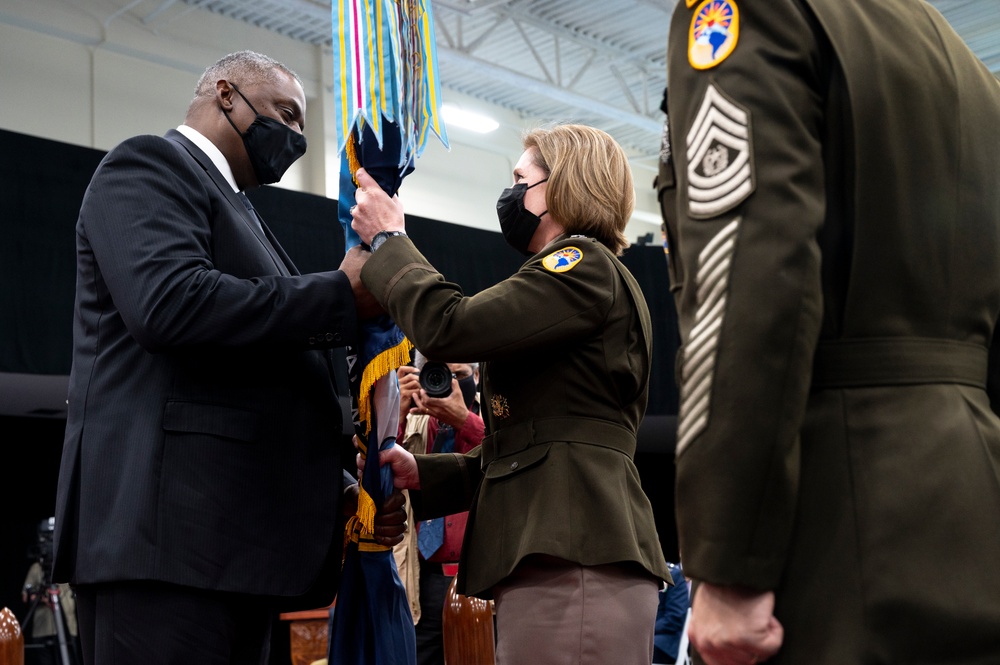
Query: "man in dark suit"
659 1 1000 664
52 50 405 665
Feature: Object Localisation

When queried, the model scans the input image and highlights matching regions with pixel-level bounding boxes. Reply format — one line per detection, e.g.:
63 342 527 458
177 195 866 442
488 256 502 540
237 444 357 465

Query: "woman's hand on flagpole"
356 437 421 490
350 168 406 245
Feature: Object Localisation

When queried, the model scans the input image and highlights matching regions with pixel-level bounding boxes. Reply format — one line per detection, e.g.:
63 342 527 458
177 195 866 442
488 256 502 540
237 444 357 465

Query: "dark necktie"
418 424 456 560
236 192 290 276
237 192 264 232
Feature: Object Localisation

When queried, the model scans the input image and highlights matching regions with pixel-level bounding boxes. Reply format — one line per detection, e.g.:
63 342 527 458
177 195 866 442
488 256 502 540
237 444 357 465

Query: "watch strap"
371 230 407 252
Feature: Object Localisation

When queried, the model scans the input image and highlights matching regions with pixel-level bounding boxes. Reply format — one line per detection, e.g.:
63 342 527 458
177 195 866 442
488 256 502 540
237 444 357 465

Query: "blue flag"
329 0 449 655
327 118 417 665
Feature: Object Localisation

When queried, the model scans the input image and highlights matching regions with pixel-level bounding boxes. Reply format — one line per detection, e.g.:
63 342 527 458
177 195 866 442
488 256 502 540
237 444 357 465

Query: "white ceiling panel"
152 0 1000 168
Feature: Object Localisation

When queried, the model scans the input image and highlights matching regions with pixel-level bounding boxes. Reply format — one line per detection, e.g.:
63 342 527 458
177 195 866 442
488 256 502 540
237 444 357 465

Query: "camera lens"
419 361 453 398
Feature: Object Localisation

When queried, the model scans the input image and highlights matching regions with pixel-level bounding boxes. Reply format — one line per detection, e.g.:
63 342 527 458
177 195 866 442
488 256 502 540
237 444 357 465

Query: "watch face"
372 231 404 252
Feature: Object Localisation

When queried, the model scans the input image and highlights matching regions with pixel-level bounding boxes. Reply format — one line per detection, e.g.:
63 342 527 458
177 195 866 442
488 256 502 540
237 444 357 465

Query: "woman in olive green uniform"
659 1 1000 663
351 124 670 664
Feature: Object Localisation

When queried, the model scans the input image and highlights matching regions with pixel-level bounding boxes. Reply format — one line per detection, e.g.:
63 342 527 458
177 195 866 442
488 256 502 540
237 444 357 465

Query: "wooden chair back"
0 607 23 665
442 576 495 665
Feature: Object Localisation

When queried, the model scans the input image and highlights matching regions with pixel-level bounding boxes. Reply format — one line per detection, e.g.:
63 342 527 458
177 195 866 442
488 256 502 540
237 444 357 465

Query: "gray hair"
192 50 301 103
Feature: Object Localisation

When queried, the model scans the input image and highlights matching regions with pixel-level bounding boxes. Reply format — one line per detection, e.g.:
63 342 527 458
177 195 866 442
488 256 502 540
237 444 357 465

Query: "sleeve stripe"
676 217 741 456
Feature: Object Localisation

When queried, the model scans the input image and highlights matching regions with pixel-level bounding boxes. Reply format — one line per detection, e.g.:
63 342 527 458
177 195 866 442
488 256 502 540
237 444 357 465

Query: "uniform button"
510 461 518 470
333 333 342 342
308 336 316 345
325 332 334 342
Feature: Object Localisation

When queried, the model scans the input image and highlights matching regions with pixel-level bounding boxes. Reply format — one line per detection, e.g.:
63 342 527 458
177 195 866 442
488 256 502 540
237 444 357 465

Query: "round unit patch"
688 0 739 70
542 246 583 273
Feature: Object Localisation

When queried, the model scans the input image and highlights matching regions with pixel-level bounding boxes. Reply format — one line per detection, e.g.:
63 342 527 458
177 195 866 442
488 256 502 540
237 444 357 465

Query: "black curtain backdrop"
0 131 104 376
0 128 681 624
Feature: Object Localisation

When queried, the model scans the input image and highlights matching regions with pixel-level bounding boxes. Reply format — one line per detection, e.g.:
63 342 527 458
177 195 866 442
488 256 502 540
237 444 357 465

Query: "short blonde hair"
522 124 634 255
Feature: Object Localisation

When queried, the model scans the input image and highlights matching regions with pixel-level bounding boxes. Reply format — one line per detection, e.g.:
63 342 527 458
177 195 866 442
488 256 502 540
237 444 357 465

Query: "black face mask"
224 83 307 185
496 178 548 256
458 374 478 409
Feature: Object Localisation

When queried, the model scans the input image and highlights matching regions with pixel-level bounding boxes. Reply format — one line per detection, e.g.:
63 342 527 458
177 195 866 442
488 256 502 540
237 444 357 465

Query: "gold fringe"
357 336 415 434
346 131 361 185
342 513 390 552
357 485 378 535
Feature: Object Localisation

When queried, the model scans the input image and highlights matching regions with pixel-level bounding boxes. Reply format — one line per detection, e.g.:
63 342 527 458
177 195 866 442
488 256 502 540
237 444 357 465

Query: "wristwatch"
370 230 407 252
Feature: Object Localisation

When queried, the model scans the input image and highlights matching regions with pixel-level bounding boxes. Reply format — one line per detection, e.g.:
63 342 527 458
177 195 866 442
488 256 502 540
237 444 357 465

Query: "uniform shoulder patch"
541 246 583 273
685 83 754 219
688 0 739 70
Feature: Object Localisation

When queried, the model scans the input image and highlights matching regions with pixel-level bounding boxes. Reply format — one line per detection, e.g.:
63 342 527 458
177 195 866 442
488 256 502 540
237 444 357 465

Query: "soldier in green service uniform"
350 123 670 665
658 1 1000 664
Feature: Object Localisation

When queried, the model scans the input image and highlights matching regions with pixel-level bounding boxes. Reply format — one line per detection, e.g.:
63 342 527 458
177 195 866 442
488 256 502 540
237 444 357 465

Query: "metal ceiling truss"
160 0 670 161
132 0 999 167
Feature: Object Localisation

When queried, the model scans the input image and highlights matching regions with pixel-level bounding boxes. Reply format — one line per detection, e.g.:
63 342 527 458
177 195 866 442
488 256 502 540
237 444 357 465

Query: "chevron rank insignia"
685 83 754 219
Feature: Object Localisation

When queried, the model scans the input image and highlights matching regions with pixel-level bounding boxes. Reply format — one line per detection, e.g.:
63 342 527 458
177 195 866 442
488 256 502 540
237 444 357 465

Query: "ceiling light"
441 104 499 133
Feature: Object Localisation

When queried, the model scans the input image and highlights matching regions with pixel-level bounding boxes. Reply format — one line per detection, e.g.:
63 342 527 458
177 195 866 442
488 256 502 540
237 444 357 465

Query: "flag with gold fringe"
328 122 416 665
328 309 415 665
328 1 449 662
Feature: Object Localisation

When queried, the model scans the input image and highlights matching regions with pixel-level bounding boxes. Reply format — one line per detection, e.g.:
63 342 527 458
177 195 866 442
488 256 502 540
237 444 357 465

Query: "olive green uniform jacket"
362 234 670 599
660 1 1000 662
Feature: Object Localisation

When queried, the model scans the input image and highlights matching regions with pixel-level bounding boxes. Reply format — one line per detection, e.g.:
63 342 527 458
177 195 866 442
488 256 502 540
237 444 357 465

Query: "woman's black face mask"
223 83 307 185
496 178 548 256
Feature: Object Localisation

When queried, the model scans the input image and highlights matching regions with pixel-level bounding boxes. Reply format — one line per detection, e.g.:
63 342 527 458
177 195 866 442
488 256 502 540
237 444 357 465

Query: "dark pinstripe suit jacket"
53 129 357 609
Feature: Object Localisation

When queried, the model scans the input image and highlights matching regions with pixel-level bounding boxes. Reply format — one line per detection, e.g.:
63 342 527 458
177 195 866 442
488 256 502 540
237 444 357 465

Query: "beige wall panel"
0 23 93 146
